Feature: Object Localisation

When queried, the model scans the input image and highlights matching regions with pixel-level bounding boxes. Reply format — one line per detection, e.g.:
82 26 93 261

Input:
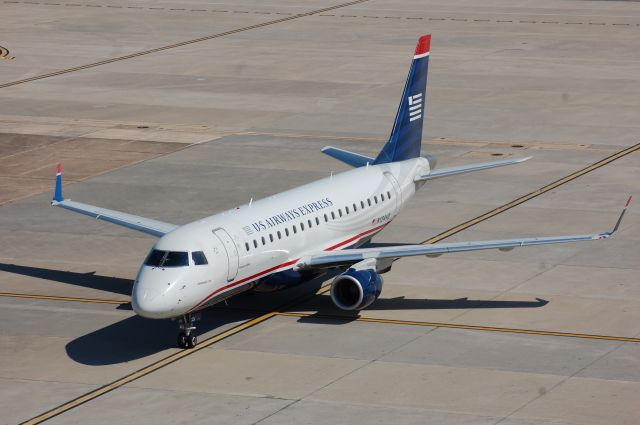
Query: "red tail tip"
56 163 62 174
415 34 431 55
625 195 632 208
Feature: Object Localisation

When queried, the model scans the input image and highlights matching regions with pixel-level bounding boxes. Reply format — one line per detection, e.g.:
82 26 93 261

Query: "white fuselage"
131 157 430 319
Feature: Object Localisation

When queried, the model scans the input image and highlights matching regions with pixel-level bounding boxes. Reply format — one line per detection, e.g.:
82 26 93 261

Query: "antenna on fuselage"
249 198 253 208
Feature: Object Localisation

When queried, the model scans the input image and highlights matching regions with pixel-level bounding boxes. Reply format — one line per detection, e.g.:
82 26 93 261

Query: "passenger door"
383 171 401 216
213 228 239 281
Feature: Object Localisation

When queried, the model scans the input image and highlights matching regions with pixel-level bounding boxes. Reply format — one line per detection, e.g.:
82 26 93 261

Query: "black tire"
187 334 197 348
177 332 188 348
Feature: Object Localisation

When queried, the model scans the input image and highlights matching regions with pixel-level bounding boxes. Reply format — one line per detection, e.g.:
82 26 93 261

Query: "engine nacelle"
330 268 383 311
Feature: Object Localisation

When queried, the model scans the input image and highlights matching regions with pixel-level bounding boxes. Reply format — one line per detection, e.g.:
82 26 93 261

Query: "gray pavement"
1 0 639 424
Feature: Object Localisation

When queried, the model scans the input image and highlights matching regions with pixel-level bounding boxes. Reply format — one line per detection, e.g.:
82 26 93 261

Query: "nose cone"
131 268 182 319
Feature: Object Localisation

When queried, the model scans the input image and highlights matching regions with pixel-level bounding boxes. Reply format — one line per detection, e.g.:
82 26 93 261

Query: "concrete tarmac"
1 0 639 424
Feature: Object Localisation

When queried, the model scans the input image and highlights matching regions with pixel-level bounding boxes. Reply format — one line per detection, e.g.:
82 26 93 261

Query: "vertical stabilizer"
374 35 430 164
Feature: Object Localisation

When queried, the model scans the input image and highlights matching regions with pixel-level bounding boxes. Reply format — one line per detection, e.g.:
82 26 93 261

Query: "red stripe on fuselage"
188 223 388 312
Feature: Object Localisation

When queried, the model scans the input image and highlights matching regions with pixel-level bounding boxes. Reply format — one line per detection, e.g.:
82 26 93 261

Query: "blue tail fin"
374 35 431 164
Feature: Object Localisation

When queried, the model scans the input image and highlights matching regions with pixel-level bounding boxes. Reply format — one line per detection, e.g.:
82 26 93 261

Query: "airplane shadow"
65 277 329 366
295 294 549 324
303 293 548 312
2 262 549 364
0 263 133 296
65 310 255 366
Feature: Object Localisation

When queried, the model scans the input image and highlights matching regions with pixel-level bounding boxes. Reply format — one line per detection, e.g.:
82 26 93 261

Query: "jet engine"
330 268 383 311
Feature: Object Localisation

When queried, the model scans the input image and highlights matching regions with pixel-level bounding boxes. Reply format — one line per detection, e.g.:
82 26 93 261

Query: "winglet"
52 163 64 204
601 195 632 238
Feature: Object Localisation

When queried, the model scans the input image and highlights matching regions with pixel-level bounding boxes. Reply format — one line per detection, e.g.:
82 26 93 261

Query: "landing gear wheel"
186 334 197 348
176 313 200 349
177 332 188 349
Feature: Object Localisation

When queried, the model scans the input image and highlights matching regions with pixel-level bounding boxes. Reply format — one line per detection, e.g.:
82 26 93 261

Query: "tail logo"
408 93 423 122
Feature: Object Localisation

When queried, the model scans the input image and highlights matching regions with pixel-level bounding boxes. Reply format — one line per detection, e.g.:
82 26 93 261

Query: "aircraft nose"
131 270 179 319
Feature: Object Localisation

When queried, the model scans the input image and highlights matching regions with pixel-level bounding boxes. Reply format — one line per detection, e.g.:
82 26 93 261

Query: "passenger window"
285 228 289 237
300 222 305 231
361 201 365 209
381 193 385 201
374 196 378 204
245 243 250 252
308 219 312 228
331 211 335 219
346 206 350 214
269 234 274 242
261 236 266 245
324 213 328 222
338 209 343 217
367 199 371 207
353 203 357 212
315 217 320 225
277 230 282 239
387 191 391 199
192 251 208 265
253 240 258 248
293 225 297 234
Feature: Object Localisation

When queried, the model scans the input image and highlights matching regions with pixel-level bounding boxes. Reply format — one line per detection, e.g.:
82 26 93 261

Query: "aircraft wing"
416 156 531 181
51 165 177 237
295 197 631 270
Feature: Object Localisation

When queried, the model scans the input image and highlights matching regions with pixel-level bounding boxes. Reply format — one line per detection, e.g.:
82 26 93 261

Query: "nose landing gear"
176 313 199 349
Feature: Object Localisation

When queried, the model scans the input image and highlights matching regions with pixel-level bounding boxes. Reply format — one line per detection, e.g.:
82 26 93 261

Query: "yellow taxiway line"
0 0 369 89
0 292 128 305
20 312 279 425
275 312 640 343
421 142 640 244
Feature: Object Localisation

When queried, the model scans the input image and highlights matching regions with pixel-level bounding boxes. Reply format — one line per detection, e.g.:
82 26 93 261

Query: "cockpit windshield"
145 250 189 268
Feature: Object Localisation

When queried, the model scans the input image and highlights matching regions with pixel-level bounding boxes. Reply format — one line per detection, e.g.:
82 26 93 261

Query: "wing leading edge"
51 164 177 237
295 197 631 270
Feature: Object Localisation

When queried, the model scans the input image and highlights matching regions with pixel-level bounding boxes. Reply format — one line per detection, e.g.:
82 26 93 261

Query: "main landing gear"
177 313 199 349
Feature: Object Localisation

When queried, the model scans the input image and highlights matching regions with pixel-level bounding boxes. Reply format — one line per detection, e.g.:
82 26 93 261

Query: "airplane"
50 34 631 349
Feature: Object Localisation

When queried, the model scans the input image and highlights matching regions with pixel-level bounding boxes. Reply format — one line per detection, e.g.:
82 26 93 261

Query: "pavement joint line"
419 142 640 245
0 292 128 305
274 312 640 343
5 1 640 27
0 0 370 89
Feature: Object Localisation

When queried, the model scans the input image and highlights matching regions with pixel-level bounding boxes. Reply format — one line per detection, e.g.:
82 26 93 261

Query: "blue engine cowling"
330 268 383 311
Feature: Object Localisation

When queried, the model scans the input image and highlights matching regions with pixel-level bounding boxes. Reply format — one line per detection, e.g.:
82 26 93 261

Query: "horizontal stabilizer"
416 156 531 181
321 146 374 168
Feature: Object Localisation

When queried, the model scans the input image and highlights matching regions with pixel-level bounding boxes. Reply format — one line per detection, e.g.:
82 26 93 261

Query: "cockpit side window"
192 251 208 265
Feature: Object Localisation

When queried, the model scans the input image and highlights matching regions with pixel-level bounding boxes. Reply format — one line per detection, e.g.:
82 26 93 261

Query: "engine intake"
330 268 383 311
